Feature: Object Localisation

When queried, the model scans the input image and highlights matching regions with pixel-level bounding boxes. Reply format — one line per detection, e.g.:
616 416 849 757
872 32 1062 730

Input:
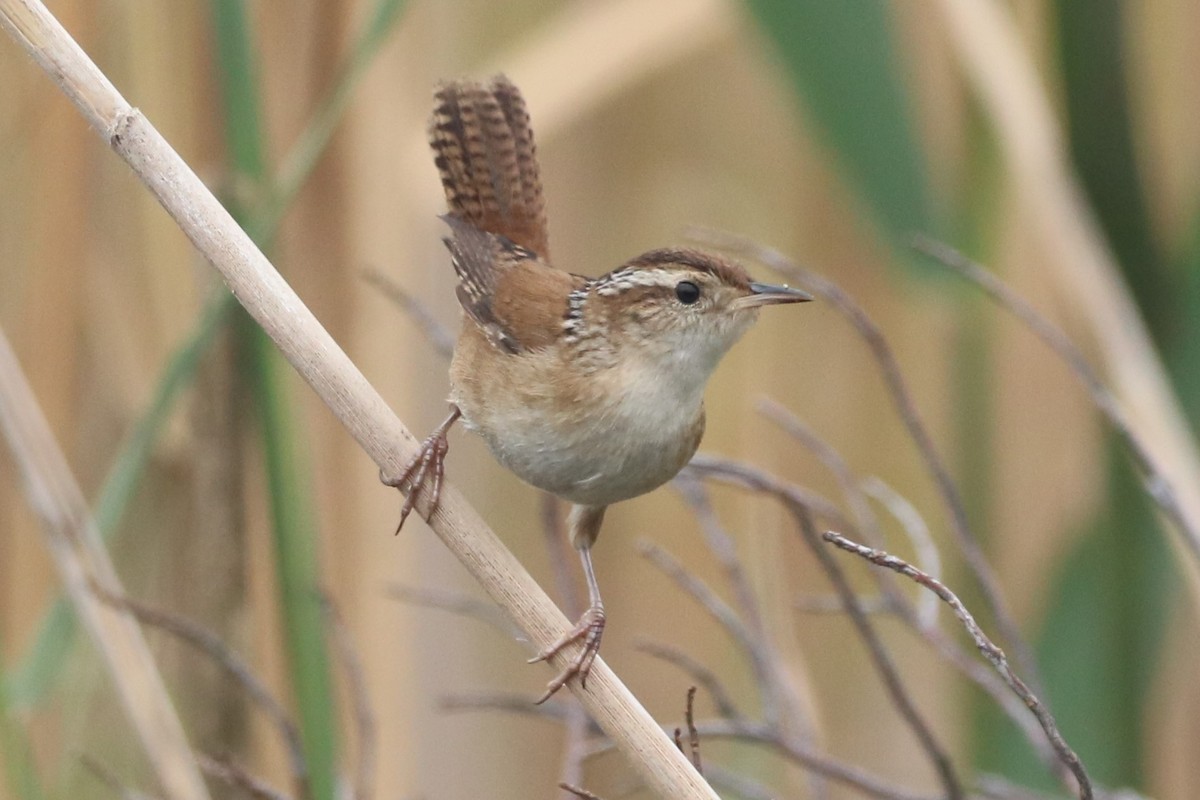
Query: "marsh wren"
389 75 810 701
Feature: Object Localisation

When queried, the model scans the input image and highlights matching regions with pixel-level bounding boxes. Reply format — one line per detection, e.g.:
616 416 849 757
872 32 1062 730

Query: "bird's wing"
441 215 582 354
429 75 551 261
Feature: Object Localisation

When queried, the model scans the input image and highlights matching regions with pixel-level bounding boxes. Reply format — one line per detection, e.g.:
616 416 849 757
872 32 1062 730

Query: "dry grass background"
1 1 1198 798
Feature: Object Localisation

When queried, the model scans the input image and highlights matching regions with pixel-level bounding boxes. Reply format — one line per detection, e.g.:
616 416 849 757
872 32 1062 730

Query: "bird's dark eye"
675 280 701 305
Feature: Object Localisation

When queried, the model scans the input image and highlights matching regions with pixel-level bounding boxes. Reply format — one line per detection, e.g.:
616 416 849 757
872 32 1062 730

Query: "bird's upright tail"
428 75 550 260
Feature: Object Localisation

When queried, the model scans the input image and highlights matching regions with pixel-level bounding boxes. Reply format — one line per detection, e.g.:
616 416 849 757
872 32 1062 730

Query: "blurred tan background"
2 1 1199 798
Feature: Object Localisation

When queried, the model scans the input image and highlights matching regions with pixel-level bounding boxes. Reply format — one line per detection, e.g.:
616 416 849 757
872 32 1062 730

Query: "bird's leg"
383 405 461 533
531 505 607 703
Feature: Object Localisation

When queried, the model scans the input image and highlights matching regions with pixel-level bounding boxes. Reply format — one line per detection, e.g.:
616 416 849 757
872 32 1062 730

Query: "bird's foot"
384 430 451 534
529 603 606 703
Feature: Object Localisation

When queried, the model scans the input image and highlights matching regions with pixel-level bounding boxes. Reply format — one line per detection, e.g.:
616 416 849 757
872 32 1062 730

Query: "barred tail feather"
429 75 550 259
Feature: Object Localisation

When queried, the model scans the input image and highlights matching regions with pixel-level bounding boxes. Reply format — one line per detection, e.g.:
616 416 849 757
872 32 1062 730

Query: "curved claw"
384 408 460 533
530 604 606 704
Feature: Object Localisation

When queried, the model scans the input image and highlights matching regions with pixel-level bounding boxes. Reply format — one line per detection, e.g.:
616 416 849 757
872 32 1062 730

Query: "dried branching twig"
88 582 309 791
670 472 828 797
682 459 963 793
0 328 210 800
824 531 1092 800
861 476 942 627
386 584 521 639
913 235 1200 567
635 641 742 722
756 398 915 621
687 227 1042 693
362 268 456 360
196 753 293 800
683 686 702 774
559 783 604 800
689 454 1064 775
789 507 963 800
636 541 779 717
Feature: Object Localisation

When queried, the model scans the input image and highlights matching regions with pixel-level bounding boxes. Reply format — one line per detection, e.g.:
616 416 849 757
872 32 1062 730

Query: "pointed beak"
738 281 814 308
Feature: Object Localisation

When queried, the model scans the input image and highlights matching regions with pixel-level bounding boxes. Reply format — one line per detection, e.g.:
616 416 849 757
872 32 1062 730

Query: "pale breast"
449 331 706 507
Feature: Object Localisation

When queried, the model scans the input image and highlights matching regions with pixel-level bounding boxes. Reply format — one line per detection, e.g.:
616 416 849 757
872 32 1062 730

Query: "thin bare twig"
636 541 780 723
670 478 798 722
790 508 963 800
756 398 914 620
440 691 601 732
824 531 1092 800
361 268 456 360
686 454 1062 773
196 753 293 800
672 476 765 634
684 686 702 774
912 234 1200 566
680 458 855 539
582 719 939 800
682 455 964 797
687 228 1041 693
672 471 828 798
89 583 309 791
634 641 743 721
386 583 520 639
320 594 376 800
757 398 886 548
862 476 942 627
559 783 604 800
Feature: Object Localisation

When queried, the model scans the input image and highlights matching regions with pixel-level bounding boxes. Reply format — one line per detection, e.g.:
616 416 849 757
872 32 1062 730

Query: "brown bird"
389 75 811 702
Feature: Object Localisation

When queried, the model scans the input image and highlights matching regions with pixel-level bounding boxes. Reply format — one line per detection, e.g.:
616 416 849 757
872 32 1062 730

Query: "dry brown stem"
789 507 963 800
0 333 209 800
686 454 1064 777
90 582 308 790
912 235 1200 567
933 0 1200 603
824 531 1092 800
196 753 293 800
634 641 743 721
683 686 702 774
559 783 604 800
0 2 715 797
688 227 1042 696
386 583 520 638
362 268 456 360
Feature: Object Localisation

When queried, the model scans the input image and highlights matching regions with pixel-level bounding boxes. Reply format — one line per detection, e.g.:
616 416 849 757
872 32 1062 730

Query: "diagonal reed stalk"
0 327 211 800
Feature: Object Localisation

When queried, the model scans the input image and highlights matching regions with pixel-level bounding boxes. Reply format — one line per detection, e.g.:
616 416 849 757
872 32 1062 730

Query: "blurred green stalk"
210 0 335 796
0 629 47 800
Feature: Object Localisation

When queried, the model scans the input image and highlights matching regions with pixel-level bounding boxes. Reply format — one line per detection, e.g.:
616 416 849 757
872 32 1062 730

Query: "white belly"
455 356 706 507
